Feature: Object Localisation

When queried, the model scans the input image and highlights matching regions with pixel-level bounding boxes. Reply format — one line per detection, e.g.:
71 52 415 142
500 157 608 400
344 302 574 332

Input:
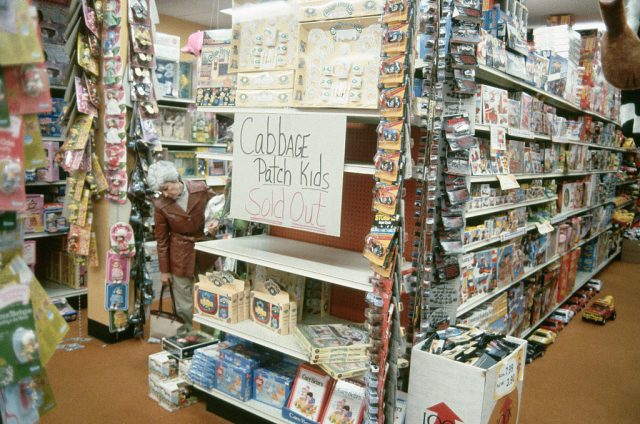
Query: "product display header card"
231 112 347 237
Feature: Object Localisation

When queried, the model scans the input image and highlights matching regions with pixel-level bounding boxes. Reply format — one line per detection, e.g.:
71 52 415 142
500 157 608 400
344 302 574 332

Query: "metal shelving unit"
25 231 69 240
195 235 373 293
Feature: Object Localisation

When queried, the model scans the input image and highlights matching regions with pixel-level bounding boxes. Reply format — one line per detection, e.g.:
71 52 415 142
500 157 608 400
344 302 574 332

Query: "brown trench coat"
153 180 214 278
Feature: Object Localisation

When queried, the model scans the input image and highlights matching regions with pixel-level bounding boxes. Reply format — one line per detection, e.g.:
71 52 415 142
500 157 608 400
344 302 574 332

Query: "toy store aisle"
520 260 640 424
40 316 225 423
39 260 640 424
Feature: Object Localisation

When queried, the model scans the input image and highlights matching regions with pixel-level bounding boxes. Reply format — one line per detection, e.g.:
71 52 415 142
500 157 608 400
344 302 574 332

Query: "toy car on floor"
567 294 588 310
526 342 546 364
582 295 617 325
587 279 603 292
556 308 575 321
577 287 596 299
550 310 571 325
540 318 564 333
528 328 557 346
562 303 579 313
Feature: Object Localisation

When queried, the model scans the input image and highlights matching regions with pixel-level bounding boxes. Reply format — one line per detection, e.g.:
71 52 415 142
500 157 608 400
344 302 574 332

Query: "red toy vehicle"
540 318 564 333
567 293 589 310
577 287 596 299
562 303 579 313
583 295 617 325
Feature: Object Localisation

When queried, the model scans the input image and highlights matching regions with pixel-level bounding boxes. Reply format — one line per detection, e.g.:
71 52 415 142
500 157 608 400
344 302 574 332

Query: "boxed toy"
37 141 60 182
148 373 164 402
23 194 45 233
38 98 65 138
284 364 333 424
23 240 36 268
162 331 218 360
213 357 253 401
157 377 198 412
251 279 297 336
479 85 508 126
250 265 306 322
194 272 250 324
219 343 277 370
158 107 189 141
252 363 298 408
43 203 67 233
149 351 179 380
320 379 366 424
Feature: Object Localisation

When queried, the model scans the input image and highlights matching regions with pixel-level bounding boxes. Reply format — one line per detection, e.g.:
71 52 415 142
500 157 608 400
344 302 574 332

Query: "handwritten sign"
230 113 346 236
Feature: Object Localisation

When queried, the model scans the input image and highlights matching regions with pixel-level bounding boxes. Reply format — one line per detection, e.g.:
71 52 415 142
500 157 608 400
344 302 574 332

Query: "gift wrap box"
406 337 527 424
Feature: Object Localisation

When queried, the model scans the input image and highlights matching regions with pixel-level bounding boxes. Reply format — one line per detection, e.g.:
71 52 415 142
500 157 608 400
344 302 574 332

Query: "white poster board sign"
230 113 346 237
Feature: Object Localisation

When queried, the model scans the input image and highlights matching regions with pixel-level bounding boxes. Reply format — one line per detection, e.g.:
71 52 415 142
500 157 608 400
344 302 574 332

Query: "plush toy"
600 0 640 90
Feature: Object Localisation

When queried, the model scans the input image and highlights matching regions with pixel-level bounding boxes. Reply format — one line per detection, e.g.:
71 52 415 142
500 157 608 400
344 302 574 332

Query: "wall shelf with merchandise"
24 82 86 301
415 20 628 346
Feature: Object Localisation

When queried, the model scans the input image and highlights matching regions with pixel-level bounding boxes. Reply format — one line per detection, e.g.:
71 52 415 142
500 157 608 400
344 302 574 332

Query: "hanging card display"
294 17 382 108
3 65 52 115
0 117 25 211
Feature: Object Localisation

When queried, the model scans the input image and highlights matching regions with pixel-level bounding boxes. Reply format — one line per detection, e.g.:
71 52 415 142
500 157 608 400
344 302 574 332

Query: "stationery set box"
283 365 333 424
162 332 218 360
250 279 297 335
194 272 250 324
319 379 366 424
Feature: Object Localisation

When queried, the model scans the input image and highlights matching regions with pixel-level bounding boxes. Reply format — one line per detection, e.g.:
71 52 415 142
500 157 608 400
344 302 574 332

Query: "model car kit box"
406 336 527 424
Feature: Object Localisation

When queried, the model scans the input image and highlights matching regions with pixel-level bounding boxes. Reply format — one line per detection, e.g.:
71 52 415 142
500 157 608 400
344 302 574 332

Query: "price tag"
497 174 520 190
495 356 518 399
508 127 534 139
500 227 525 242
536 220 554 234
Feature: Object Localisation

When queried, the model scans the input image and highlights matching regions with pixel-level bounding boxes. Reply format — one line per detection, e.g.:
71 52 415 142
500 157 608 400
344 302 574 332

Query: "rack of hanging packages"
122 0 162 337
361 2 417 423
409 0 626 343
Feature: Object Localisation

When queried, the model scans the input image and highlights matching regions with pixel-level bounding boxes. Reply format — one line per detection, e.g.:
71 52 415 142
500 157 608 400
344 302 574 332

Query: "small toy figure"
21 65 45 97
111 259 124 282
1 160 22 194
12 328 39 364
109 286 125 309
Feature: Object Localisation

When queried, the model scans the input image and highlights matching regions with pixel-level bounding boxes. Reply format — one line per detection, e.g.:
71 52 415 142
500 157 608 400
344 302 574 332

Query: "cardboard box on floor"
621 239 640 264
406 337 527 424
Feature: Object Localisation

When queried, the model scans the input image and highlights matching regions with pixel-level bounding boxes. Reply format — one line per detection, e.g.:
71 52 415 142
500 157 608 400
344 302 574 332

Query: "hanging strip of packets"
127 0 161 150
409 0 450 346
125 0 159 338
415 0 483 342
101 0 129 204
361 1 414 423
58 0 108 264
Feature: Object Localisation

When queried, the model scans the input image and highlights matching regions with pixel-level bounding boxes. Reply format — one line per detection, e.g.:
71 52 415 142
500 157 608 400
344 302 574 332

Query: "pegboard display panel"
344 123 378 163
270 172 375 251
330 285 367 323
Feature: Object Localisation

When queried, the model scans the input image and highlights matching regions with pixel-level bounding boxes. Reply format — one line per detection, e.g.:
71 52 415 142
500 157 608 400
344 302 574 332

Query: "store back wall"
157 14 209 62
